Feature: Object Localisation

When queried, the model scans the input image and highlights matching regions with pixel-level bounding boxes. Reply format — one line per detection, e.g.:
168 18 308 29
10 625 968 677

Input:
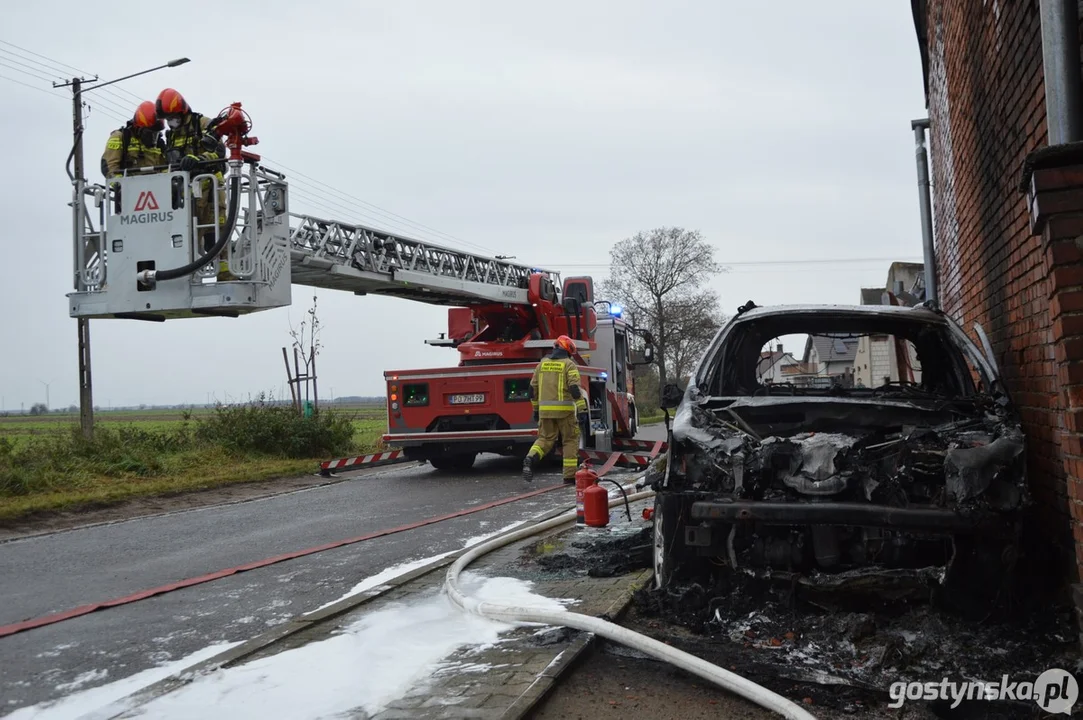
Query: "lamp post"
54 58 190 440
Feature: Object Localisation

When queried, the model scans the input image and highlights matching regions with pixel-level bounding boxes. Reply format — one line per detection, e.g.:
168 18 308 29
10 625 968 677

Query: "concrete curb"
501 567 655 720
89 500 581 718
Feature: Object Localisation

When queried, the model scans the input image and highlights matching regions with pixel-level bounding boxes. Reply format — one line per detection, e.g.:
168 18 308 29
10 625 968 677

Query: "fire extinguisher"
584 481 609 528
575 461 598 525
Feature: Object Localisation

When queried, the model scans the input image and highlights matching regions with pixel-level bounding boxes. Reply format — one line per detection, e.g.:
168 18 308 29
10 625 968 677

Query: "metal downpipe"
911 118 938 306
1039 0 1083 145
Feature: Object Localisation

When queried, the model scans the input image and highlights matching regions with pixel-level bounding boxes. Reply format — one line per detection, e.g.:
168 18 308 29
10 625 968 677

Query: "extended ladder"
69 160 561 320
288 213 561 306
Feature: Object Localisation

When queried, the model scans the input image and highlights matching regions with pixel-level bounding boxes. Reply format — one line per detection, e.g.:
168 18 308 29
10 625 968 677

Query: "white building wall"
871 339 893 385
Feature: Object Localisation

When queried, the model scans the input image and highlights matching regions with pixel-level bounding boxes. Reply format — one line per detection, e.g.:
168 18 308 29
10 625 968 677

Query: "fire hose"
443 484 820 720
147 169 240 283
138 103 254 285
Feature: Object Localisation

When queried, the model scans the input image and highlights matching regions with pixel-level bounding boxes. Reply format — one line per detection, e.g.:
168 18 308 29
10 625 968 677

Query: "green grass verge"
638 412 666 426
0 397 388 523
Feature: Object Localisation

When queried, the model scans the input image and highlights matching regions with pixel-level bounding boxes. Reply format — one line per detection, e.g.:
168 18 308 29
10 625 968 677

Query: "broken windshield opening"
702 313 980 400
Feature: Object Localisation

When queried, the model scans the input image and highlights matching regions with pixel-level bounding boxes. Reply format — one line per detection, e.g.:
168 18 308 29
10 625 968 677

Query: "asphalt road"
0 424 668 715
0 457 579 714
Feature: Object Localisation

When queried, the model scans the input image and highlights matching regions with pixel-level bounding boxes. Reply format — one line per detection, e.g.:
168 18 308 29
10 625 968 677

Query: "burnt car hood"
669 391 1027 512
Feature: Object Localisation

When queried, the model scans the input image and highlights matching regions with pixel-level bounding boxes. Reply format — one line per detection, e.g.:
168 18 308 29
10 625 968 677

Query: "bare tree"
600 227 725 387
288 293 322 410
665 292 726 382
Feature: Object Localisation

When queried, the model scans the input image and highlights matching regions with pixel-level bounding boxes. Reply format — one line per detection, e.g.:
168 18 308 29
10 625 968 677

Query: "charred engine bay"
676 399 1026 511
668 400 1027 593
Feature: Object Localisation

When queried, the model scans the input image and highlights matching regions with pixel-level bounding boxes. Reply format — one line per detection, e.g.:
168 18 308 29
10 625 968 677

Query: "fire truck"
384 285 653 470
67 103 656 471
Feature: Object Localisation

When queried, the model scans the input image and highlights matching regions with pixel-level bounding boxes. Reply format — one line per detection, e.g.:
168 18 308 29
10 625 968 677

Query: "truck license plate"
449 393 485 405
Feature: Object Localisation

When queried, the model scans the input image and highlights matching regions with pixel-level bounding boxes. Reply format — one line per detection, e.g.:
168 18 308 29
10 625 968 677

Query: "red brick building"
910 0 1083 627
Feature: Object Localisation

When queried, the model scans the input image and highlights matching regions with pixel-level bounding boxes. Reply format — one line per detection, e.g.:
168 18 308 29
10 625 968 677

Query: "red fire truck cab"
382 274 655 470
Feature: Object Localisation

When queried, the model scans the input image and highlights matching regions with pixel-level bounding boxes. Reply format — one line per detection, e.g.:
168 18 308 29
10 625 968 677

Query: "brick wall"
921 0 1079 585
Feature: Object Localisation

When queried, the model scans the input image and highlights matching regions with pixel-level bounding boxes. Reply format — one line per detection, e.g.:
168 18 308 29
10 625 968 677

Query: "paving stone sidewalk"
105 496 656 720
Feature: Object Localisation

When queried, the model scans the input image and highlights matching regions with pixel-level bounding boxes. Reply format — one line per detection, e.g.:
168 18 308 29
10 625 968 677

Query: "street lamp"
54 58 190 441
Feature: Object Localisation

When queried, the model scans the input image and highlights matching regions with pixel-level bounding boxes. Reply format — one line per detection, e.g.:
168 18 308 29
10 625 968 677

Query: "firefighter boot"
522 455 535 483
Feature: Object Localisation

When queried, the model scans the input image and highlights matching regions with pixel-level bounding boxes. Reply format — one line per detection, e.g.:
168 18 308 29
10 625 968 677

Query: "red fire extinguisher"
584 482 609 528
575 461 598 525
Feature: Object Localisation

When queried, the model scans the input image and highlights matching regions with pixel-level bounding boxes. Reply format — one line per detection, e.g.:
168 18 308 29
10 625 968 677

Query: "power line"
0 38 88 76
261 154 497 255
0 71 66 100
0 54 66 83
285 181 491 252
553 256 924 269
0 41 140 116
0 57 128 128
0 39 497 258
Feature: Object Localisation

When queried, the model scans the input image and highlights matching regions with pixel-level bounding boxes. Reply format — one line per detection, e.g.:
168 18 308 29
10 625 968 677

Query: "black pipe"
153 172 240 282
689 500 998 532
596 478 632 521
911 118 938 305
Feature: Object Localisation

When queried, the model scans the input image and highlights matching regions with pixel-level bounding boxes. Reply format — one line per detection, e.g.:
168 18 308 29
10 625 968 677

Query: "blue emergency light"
610 304 622 317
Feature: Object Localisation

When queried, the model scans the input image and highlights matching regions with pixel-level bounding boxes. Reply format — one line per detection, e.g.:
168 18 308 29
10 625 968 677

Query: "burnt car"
651 302 1027 616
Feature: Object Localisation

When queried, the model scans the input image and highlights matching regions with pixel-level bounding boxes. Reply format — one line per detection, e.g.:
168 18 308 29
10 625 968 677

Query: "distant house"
885 262 926 307
757 344 799 384
780 361 823 386
852 274 923 387
803 335 859 386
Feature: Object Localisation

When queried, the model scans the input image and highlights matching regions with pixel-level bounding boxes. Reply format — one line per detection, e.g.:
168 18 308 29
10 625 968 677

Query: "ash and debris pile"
631 572 1081 717
520 523 652 579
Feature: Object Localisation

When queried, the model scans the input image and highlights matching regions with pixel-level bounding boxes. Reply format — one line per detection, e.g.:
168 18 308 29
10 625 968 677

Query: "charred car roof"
693 302 1002 402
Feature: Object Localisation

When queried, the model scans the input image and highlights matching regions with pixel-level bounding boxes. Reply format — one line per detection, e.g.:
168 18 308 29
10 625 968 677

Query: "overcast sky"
0 1 927 410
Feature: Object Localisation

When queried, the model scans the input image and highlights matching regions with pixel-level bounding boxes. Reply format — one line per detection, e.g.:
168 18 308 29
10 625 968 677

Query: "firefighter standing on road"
155 88 233 280
100 101 165 178
522 336 589 484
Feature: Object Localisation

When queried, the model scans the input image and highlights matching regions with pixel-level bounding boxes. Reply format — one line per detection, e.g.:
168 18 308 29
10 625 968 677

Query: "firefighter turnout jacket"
530 348 588 419
165 113 226 173
101 127 165 178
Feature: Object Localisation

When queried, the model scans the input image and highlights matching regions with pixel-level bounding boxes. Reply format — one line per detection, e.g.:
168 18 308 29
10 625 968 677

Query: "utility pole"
54 57 190 441
53 74 95 438
73 78 93 438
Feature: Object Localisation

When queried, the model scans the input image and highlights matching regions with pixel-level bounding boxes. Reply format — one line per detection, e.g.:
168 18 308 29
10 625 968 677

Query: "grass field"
638 411 665 426
0 401 388 523
0 406 387 450
0 401 665 524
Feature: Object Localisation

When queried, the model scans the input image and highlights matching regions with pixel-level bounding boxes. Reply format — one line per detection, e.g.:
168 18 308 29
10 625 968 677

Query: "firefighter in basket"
522 335 589 484
155 88 233 281
100 101 166 178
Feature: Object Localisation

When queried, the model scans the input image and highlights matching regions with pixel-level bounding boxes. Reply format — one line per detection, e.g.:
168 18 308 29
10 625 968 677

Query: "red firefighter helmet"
155 88 189 116
132 101 159 129
555 335 576 354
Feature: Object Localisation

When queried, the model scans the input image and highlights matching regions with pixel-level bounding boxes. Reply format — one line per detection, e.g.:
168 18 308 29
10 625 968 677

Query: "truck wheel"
652 493 685 590
429 453 476 472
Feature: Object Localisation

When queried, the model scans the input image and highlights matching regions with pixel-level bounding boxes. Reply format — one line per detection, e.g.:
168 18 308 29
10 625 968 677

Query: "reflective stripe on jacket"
101 128 165 178
530 355 587 419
